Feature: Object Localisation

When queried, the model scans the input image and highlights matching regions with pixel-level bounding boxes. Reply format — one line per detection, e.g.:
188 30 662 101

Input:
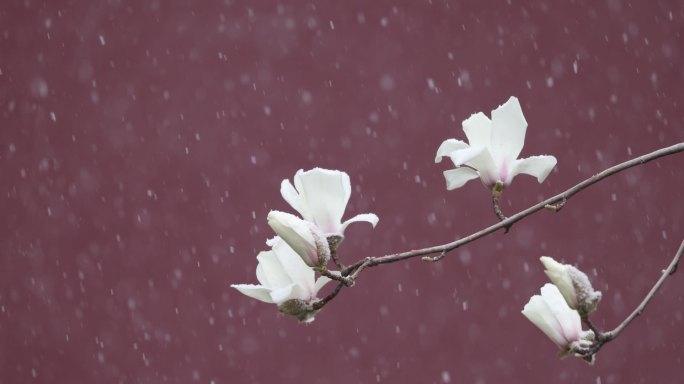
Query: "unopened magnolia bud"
267 210 331 268
309 225 331 267
540 256 602 315
567 267 602 315
278 299 317 323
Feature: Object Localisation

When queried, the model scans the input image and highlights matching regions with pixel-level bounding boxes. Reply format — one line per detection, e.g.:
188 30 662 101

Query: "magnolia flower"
522 283 594 357
435 96 557 191
540 256 602 315
231 237 332 322
267 210 331 267
280 168 379 236
270 168 379 265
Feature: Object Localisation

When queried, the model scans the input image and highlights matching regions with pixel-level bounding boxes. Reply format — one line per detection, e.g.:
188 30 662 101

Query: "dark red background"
2 1 683 383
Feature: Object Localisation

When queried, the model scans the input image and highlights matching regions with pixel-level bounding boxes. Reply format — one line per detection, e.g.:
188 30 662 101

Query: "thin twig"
315 267 354 286
364 142 683 267
312 282 344 310
318 142 684 311
576 238 684 358
492 194 511 233
604 238 684 339
327 235 345 269
347 258 373 280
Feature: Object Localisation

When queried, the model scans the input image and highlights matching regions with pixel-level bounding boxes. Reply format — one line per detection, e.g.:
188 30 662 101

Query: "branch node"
544 197 567 212
315 267 354 287
347 258 373 281
422 250 446 262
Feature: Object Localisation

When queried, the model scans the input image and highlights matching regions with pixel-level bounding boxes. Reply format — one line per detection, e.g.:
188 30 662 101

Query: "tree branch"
575 238 684 358
607 239 683 338
315 142 684 310
357 142 683 269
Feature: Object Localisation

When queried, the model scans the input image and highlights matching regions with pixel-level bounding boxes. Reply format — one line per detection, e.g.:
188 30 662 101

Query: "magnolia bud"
540 256 602 315
267 210 331 267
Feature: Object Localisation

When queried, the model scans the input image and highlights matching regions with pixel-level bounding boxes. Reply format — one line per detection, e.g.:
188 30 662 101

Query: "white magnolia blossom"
267 210 331 267
231 237 332 322
279 167 379 236
540 256 602 315
270 168 379 265
522 283 594 356
435 96 557 190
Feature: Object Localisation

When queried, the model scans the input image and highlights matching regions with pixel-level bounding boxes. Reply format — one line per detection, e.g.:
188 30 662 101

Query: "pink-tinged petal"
511 155 557 183
539 284 581 343
449 147 499 187
294 168 351 234
340 213 379 233
280 178 308 219
490 96 527 165
522 293 568 348
522 284 581 349
231 284 275 304
462 112 492 148
435 139 470 163
522 295 566 349
443 168 480 190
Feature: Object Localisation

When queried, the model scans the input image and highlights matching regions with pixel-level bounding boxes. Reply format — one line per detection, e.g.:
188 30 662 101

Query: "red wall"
1 1 683 383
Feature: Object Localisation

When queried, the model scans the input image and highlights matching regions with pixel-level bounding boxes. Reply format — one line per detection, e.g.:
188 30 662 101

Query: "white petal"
267 211 319 267
443 168 480 190
287 284 311 302
539 283 581 344
280 178 309 219
522 284 569 348
294 168 350 234
231 284 275 304
449 147 499 187
435 139 470 163
490 96 527 164
340 213 379 233
511 155 557 183
522 293 566 348
462 112 492 148
313 275 333 296
540 256 577 308
271 237 315 292
268 284 297 304
256 250 291 288
448 146 486 167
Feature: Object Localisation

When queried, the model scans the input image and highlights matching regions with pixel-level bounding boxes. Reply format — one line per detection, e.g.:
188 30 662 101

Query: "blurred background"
1 1 683 383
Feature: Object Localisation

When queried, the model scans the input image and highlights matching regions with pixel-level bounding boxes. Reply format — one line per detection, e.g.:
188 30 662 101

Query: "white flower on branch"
540 256 602 315
435 96 557 191
271 167 379 263
231 237 332 323
522 283 595 359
